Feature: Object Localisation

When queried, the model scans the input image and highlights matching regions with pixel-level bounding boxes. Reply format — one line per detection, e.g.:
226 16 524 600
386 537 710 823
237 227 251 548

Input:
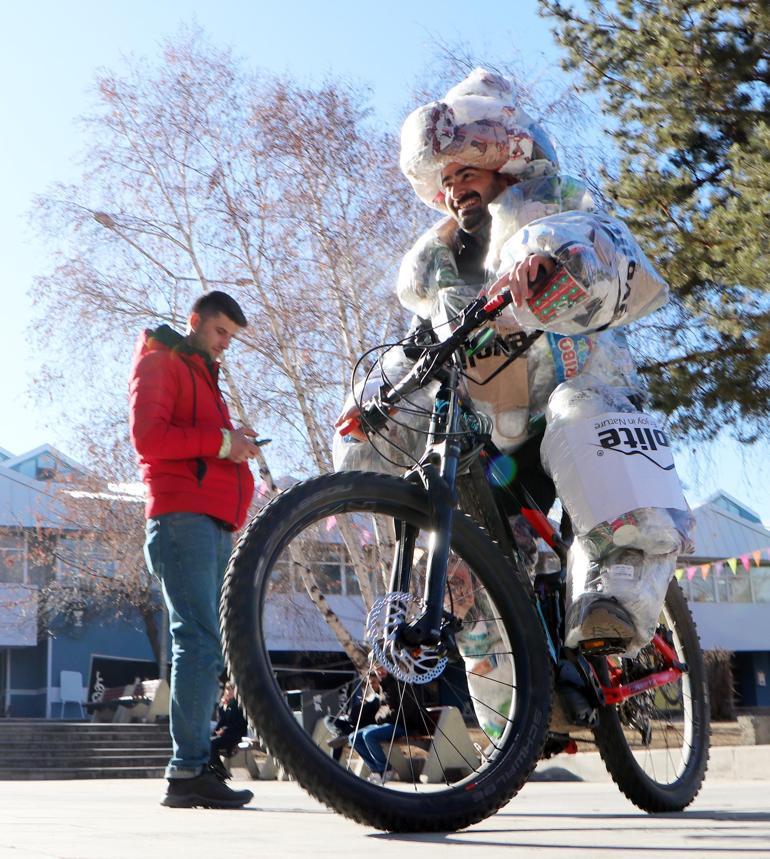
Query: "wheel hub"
365 592 448 684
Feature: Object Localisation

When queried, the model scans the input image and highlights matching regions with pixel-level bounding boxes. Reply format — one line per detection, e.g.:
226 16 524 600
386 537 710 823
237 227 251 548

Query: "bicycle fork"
390 367 463 649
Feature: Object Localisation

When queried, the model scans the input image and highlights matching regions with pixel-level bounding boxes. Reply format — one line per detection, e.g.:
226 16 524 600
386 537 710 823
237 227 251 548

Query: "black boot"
161 763 254 809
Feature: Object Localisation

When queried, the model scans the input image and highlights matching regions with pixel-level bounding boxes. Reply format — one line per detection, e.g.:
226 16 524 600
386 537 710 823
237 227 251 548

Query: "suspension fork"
398 367 463 647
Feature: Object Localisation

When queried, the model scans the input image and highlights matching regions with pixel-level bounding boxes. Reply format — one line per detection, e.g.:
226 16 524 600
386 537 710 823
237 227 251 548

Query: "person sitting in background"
348 666 429 784
324 670 384 761
210 681 248 767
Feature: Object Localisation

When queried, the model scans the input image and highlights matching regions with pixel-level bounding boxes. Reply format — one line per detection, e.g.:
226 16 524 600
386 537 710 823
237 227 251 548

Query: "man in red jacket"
129 291 257 808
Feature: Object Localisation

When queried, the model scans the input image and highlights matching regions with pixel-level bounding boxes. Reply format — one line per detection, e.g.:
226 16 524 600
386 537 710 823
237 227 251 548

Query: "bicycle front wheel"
592 579 710 812
221 471 552 832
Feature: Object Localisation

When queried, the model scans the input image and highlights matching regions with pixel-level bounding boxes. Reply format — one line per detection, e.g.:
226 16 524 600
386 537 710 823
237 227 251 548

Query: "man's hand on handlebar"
487 253 557 308
335 403 397 441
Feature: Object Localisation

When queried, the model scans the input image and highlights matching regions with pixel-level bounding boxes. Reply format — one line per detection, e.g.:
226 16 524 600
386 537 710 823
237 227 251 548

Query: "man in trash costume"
334 69 693 733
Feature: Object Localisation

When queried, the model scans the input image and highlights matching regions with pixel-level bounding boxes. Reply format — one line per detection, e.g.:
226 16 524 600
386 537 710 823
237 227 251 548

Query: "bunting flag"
677 545 770 580
325 515 337 532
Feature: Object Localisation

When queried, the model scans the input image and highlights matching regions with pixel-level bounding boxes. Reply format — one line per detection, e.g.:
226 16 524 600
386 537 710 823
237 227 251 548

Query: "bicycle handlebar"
338 288 517 438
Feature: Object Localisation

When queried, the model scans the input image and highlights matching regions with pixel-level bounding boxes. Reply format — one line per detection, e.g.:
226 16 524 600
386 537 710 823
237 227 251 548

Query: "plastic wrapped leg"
540 374 694 656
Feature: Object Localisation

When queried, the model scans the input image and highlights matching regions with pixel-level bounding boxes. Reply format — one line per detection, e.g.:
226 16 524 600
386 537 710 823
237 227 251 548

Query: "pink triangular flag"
740 554 751 573
325 515 337 532
686 566 697 581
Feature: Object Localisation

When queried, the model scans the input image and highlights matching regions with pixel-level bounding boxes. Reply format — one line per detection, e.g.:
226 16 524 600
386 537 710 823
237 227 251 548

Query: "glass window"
689 573 716 603
716 570 752 603
752 566 770 603
0 549 24 583
57 537 115 582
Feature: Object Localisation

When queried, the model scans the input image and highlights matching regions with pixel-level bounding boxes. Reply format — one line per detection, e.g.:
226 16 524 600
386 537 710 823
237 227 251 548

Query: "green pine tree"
541 0 769 442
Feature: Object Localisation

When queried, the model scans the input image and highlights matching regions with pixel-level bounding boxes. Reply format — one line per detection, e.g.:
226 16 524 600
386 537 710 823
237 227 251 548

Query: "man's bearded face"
440 162 509 234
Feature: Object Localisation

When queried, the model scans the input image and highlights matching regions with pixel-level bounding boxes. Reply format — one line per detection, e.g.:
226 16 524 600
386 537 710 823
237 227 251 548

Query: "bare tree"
30 28 426 669
30 29 597 669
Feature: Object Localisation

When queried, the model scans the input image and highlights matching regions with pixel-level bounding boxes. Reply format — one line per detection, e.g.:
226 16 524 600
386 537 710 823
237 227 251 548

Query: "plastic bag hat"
400 68 559 211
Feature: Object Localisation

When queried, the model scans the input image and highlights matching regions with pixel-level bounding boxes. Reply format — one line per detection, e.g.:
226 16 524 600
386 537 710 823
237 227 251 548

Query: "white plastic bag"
541 374 694 655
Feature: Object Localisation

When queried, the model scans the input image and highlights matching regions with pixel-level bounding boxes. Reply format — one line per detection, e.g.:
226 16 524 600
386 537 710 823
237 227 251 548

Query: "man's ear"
188 311 201 334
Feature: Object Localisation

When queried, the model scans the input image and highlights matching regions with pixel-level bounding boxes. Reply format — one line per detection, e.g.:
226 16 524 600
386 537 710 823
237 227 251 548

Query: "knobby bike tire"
592 579 710 812
221 471 552 832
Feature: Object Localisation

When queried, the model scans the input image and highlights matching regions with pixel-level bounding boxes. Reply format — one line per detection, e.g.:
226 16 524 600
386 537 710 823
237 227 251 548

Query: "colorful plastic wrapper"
447 563 512 739
400 68 559 212
541 374 695 655
497 209 669 334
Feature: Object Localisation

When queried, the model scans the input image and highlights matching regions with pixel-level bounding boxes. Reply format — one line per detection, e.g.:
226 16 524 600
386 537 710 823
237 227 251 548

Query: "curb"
533 744 770 782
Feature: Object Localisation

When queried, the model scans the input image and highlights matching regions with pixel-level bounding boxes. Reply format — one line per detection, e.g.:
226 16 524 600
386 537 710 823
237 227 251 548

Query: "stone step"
0 719 168 731
2 754 170 768
0 766 167 780
0 729 170 739
0 739 171 749
0 725 170 733
1 749 170 761
0 720 173 779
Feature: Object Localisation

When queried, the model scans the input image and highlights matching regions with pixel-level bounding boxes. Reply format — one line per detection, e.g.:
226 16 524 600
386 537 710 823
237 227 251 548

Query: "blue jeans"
350 723 405 775
144 513 232 779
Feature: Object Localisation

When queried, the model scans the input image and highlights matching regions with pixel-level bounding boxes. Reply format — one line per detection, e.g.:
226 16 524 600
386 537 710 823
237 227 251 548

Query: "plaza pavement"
1 752 769 859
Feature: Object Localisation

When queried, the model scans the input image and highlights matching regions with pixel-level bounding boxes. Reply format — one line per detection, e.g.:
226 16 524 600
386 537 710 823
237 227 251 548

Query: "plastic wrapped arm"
498 210 669 335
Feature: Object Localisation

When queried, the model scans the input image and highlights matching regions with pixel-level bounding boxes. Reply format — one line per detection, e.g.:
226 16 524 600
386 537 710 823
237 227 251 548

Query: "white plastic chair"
59 670 86 719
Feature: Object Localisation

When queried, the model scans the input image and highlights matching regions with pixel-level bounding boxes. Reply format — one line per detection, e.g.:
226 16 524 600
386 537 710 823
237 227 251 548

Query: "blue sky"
1 0 768 523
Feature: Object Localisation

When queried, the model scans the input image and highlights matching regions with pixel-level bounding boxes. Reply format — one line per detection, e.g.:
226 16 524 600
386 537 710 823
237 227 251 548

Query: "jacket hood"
132 324 215 370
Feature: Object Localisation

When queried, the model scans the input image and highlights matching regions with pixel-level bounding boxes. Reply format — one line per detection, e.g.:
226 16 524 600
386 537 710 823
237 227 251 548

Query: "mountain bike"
220 286 709 832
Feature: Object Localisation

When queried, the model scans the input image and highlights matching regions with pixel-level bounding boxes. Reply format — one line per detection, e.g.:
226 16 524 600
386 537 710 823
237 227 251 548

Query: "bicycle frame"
342 289 688 719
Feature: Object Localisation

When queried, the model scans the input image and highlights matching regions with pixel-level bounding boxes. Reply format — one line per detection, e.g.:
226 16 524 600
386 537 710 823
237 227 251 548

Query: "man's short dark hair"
191 291 248 327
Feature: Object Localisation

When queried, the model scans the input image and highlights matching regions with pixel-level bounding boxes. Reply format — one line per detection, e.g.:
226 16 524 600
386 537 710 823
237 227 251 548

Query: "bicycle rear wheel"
592 579 710 811
221 471 552 832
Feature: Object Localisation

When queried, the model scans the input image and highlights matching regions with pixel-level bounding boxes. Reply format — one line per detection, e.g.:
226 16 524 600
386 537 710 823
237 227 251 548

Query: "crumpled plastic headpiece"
400 68 559 211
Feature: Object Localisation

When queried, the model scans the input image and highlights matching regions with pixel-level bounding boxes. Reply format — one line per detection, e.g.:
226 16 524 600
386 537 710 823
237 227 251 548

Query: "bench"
85 679 170 723
314 705 480 783
226 735 290 781
85 683 136 722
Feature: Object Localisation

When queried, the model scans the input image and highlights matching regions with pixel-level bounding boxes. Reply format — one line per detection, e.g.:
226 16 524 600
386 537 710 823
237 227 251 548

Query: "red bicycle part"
598 633 684 706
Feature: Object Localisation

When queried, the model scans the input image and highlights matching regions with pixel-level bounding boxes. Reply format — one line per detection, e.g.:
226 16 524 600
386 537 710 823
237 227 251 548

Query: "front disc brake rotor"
365 592 447 684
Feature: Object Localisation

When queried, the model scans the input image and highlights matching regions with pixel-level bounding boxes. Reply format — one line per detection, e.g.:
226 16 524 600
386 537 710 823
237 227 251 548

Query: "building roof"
687 491 770 562
1 444 86 480
0 464 69 529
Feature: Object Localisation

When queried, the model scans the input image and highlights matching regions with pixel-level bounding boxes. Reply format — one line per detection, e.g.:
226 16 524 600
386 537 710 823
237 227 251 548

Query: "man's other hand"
228 427 260 463
334 407 369 442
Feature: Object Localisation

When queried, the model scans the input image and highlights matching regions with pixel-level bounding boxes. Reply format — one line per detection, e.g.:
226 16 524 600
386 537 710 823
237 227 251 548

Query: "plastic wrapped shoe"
564 594 636 653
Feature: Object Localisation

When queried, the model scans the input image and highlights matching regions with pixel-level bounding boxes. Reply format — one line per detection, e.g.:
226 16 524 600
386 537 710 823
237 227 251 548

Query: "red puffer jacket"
128 325 254 529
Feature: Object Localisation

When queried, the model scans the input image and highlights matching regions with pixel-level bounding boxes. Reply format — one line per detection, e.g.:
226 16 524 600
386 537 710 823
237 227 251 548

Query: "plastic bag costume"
334 69 694 664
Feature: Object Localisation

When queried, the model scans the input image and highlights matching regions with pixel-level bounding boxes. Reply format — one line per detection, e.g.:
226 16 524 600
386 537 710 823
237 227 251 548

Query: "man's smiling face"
440 162 509 234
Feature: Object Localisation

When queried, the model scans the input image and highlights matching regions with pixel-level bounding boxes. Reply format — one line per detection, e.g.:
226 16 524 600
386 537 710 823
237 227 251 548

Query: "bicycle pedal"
579 637 627 656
